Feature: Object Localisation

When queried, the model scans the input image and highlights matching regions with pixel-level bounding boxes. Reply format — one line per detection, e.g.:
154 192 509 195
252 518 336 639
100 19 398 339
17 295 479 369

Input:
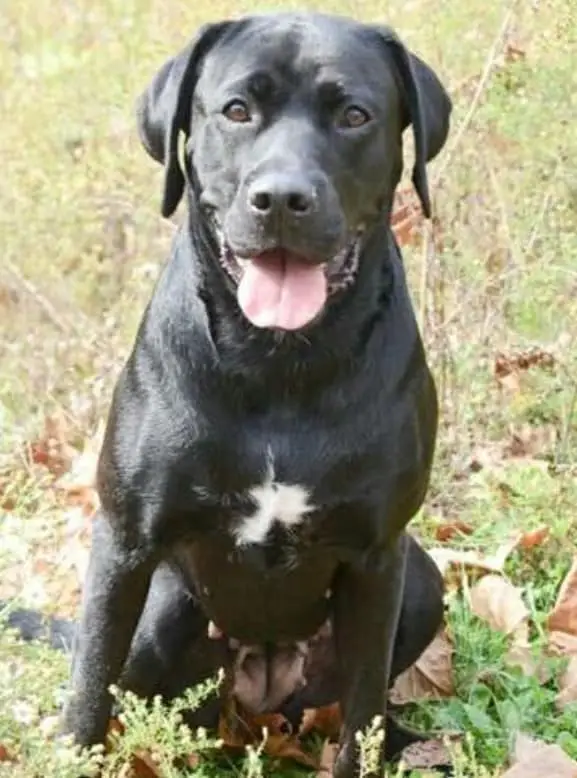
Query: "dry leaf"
299 703 341 740
218 703 319 768
428 538 518 587
390 629 454 704
434 520 474 543
502 733 577 777
549 630 577 657
0 744 11 763
401 737 457 770
317 741 339 777
503 41 526 64
28 410 78 477
469 575 528 635
518 526 550 550
130 752 161 778
503 424 557 460
548 558 577 636
391 188 423 247
55 420 104 515
548 614 577 707
557 656 577 710
468 575 543 677
494 348 555 381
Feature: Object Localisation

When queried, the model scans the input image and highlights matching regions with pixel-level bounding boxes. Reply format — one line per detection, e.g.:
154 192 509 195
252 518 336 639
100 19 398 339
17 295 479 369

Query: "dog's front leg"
63 511 156 746
332 533 408 778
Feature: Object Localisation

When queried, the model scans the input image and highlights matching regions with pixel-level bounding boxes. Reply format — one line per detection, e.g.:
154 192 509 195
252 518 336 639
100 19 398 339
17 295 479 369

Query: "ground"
1 0 577 776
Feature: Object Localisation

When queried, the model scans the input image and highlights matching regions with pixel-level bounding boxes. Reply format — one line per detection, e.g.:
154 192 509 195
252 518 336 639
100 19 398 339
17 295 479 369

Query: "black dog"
58 12 451 777
3 534 443 758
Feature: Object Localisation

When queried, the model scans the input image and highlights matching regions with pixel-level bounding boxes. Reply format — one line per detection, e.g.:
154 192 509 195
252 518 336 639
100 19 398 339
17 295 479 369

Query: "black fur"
53 12 451 778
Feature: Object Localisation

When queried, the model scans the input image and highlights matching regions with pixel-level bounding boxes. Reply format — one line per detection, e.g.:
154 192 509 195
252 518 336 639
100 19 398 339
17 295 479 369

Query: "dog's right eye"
223 100 251 123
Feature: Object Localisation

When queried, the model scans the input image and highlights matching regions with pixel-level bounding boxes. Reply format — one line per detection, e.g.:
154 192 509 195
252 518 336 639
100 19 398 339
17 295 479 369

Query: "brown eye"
223 100 251 123
341 105 371 128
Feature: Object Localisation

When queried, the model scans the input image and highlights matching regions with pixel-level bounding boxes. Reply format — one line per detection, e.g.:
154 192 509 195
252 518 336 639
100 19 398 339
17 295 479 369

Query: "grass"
1 0 577 775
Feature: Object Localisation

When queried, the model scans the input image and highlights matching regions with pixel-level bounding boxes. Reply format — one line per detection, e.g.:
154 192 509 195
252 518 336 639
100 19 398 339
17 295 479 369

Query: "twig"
524 182 555 259
3 259 80 336
419 1 519 341
432 1 519 190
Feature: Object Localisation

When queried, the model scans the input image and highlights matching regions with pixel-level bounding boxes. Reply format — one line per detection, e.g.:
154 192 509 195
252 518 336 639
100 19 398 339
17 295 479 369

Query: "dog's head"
137 13 451 331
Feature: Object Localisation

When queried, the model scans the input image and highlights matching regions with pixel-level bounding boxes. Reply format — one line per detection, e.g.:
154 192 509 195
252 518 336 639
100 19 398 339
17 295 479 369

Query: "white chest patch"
234 461 315 546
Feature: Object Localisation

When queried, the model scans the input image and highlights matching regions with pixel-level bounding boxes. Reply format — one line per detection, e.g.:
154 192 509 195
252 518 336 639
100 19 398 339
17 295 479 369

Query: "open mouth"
215 230 363 331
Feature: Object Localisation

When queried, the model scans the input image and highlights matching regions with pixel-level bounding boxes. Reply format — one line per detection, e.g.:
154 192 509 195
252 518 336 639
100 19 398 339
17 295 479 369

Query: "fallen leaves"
217 700 339 769
434 519 474 543
517 525 550 550
468 574 539 677
28 410 78 477
548 557 577 637
401 737 456 771
494 347 556 394
54 419 103 515
390 629 455 705
469 574 528 636
0 416 102 613
502 733 577 777
427 539 518 586
544 558 577 709
299 702 342 741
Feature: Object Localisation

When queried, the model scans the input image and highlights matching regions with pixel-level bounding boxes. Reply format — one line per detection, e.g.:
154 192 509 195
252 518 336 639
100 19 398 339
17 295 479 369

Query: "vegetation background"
1 0 576 775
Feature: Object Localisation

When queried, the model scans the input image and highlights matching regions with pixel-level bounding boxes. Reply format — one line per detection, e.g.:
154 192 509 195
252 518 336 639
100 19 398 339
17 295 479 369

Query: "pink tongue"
237 252 327 330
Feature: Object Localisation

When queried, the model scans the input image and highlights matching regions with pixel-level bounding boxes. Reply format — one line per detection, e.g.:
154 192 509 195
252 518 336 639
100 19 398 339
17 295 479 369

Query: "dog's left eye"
340 105 371 129
223 100 252 123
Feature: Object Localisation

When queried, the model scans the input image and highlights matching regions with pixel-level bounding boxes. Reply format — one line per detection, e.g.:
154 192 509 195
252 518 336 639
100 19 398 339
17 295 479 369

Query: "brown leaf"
401 737 458 770
518 525 550 550
218 703 319 768
390 629 454 704
299 703 341 740
28 410 78 477
0 744 12 763
390 188 430 248
504 41 527 64
548 558 577 637
263 734 320 768
434 520 474 543
503 424 557 460
131 752 161 778
502 733 577 777
55 420 104 515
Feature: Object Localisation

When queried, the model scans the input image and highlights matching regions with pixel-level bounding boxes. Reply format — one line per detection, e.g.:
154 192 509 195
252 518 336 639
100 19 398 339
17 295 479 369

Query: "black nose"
248 173 315 217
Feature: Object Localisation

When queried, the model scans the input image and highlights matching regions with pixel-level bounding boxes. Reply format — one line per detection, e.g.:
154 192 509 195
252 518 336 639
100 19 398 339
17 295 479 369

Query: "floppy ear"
374 28 452 219
136 22 232 218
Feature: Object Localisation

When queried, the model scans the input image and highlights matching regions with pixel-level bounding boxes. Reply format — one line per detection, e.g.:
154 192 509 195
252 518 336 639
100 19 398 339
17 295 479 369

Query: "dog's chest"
230 457 315 545
187 443 319 546
165 407 387 555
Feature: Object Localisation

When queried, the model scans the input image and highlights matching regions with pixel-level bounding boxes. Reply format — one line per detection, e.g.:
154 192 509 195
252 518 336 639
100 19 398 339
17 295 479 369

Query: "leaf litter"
1 364 577 775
